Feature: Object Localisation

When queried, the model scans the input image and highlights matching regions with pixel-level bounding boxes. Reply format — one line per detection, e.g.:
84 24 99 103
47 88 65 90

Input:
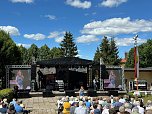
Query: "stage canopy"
36 57 95 67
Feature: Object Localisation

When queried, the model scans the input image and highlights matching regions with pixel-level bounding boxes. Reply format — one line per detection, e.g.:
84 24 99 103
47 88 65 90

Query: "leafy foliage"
60 32 78 57
0 88 13 102
37 44 51 60
125 39 152 68
50 47 62 58
0 30 22 88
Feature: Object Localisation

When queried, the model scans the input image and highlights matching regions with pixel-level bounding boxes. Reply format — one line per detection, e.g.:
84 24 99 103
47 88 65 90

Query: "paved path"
19 96 60 114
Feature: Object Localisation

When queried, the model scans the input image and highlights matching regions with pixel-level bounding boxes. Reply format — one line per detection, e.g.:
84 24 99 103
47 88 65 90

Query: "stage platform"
29 90 127 97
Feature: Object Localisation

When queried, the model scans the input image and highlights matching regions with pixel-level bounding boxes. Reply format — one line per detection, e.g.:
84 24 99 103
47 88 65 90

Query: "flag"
136 47 139 78
134 46 139 79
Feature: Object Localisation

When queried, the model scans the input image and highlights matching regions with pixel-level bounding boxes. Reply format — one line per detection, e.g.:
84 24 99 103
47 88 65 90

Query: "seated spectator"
102 104 110 114
109 108 117 114
70 102 78 114
7 103 16 114
0 103 8 113
113 97 123 108
117 106 125 114
131 106 139 114
14 101 23 113
74 101 87 114
124 103 132 113
93 103 101 114
69 96 74 105
10 98 17 106
19 100 25 108
135 101 144 114
63 98 71 114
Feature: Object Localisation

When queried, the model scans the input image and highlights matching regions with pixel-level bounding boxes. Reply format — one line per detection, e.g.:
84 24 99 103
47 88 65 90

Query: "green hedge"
0 88 14 102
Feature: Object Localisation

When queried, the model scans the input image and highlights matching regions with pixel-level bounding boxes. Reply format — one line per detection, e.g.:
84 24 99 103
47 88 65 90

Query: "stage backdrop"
9 69 31 89
104 67 122 89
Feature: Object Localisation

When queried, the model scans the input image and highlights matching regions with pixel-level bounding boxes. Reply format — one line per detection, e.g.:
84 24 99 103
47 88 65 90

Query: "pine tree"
94 47 101 62
109 38 120 65
100 36 111 65
60 32 78 57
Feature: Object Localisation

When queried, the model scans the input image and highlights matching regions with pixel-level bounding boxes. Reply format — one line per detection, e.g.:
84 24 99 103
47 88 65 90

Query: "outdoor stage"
29 90 127 97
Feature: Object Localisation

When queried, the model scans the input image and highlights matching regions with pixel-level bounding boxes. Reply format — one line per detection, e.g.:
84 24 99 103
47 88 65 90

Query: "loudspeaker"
87 89 97 97
108 90 118 96
31 64 36 80
100 65 109 79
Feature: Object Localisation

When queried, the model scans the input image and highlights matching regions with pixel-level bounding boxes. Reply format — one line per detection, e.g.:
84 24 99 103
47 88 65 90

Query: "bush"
0 88 14 102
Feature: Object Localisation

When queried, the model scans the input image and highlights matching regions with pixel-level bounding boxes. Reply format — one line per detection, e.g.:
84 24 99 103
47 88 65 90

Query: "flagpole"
133 35 138 91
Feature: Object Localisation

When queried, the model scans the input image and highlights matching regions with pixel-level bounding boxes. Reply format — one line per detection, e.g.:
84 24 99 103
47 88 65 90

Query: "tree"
37 44 51 60
93 36 120 65
60 32 78 57
109 38 120 65
99 36 111 65
125 39 152 68
50 47 62 58
93 47 100 62
0 30 21 88
18 45 28 64
27 44 38 64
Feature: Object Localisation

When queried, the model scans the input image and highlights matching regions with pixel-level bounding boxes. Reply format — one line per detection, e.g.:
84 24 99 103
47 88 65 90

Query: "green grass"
143 95 152 104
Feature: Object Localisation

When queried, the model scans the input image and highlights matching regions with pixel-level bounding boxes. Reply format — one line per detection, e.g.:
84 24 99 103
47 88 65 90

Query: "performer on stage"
108 70 116 88
16 70 24 89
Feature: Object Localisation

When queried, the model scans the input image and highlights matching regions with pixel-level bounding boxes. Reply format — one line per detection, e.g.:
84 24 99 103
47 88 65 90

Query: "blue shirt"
94 109 101 114
85 101 91 108
15 104 23 113
0 107 8 113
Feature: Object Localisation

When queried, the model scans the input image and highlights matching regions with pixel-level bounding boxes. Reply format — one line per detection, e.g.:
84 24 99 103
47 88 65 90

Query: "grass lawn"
143 95 152 104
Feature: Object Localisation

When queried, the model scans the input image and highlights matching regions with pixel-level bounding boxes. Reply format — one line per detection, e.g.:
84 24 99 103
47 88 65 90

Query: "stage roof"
36 57 94 67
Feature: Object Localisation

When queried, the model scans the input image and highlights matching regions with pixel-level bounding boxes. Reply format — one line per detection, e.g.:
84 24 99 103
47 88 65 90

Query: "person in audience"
63 98 71 114
14 101 23 113
135 101 144 114
70 102 78 114
10 98 17 106
0 103 8 113
74 101 88 114
131 106 139 114
7 103 16 114
93 103 101 114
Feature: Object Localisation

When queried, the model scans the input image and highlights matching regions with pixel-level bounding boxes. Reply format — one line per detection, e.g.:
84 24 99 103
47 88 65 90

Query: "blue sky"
0 0 152 60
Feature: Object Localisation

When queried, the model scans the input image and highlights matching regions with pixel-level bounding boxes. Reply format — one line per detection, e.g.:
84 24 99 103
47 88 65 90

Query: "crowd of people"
57 94 152 114
0 98 29 114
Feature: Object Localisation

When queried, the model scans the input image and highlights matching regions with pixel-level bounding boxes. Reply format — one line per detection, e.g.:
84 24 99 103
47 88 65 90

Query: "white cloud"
48 31 65 43
82 17 152 35
66 0 91 9
48 31 63 38
24 33 46 40
45 15 56 20
76 35 99 43
100 0 127 8
10 0 34 3
115 37 147 46
16 43 31 48
0 26 20 36
55 36 64 43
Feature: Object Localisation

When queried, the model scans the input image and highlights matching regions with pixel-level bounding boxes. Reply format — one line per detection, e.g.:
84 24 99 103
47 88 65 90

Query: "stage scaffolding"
5 65 31 88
